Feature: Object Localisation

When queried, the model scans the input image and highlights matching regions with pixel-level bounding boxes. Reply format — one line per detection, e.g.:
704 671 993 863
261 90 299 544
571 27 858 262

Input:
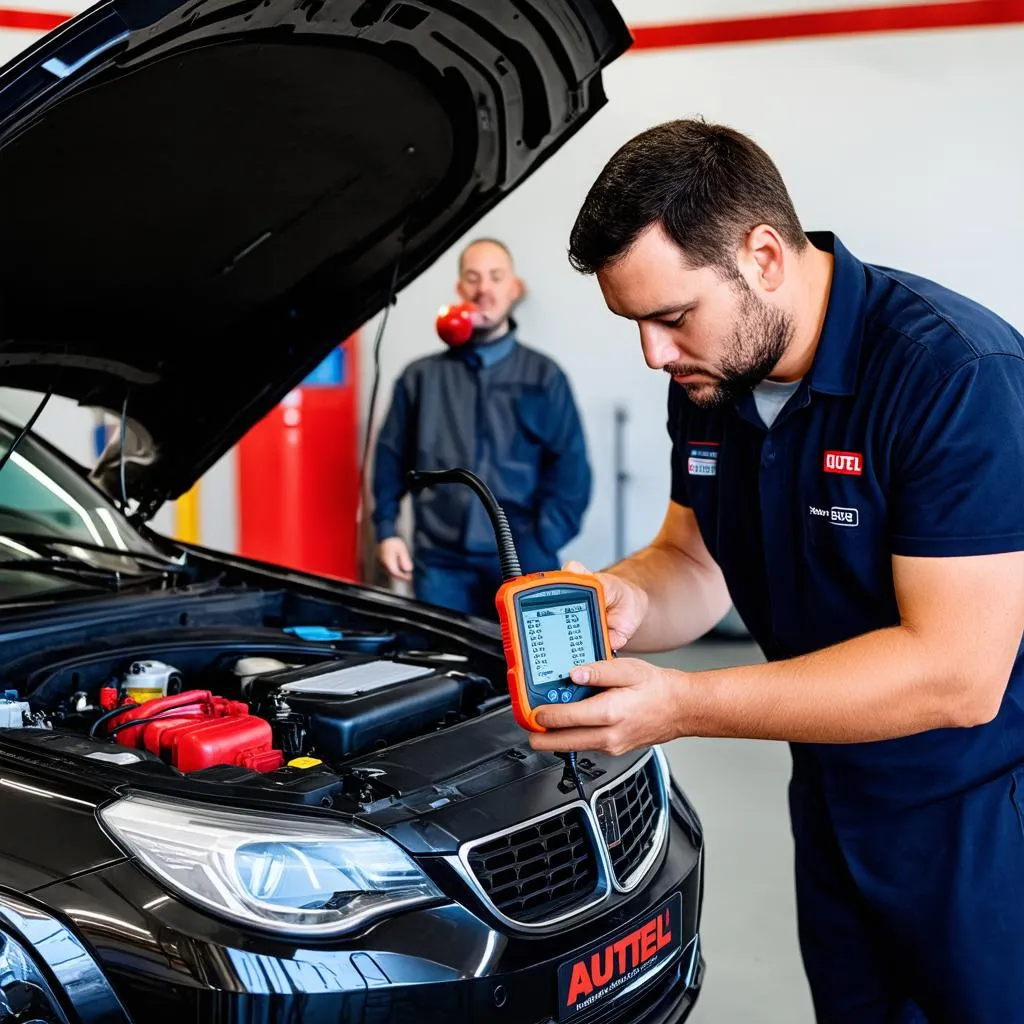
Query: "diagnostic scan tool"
407 468 612 801
497 573 610 733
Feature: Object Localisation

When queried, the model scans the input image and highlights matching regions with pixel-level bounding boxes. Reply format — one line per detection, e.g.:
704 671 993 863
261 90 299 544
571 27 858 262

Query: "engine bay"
0 598 515 810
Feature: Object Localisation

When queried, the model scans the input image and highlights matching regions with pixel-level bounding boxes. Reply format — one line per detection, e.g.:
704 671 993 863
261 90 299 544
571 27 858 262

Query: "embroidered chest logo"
823 450 863 476
687 442 718 477
809 505 860 527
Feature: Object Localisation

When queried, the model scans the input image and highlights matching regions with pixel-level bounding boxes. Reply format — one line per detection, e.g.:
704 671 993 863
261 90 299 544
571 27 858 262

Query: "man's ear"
455 278 470 302
742 225 785 294
511 275 526 304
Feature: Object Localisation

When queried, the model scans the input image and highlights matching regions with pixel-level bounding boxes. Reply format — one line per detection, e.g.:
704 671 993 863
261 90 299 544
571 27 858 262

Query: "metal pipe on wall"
613 406 629 564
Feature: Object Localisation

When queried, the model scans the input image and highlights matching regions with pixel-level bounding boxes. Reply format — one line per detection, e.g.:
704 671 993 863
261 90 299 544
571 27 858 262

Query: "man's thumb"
562 560 591 575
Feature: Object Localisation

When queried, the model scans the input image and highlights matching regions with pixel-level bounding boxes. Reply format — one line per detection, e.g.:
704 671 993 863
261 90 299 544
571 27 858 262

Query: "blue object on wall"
302 346 346 387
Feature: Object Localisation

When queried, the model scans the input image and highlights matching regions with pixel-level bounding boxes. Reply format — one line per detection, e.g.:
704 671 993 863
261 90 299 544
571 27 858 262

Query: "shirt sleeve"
667 381 692 508
889 353 1024 557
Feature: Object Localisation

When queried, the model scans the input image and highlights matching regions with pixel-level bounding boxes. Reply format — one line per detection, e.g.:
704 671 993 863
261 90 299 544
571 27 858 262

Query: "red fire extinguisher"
235 335 361 580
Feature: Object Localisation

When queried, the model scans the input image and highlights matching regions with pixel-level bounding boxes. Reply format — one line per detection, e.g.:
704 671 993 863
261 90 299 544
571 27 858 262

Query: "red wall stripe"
630 1 1024 50
0 7 68 29
0 1 1022 42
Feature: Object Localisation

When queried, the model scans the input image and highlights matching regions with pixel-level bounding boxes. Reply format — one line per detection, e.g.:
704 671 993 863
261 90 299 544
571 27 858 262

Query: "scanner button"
547 689 560 703
560 690 573 703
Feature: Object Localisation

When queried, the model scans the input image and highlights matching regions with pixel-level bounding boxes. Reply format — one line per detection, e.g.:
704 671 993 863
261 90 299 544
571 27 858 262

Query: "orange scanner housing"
495 570 612 733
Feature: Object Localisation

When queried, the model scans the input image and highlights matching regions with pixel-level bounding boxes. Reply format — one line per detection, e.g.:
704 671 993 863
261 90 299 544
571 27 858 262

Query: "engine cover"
252 658 469 761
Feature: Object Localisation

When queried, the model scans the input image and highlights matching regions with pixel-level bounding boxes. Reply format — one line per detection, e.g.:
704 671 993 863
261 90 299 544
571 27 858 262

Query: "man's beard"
471 305 514 343
668 287 794 409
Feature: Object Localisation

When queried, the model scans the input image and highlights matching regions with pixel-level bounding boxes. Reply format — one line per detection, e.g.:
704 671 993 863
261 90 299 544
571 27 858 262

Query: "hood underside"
0 0 630 513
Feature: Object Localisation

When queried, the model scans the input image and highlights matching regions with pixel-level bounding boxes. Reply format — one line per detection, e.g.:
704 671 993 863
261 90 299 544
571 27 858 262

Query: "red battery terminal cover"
111 690 284 773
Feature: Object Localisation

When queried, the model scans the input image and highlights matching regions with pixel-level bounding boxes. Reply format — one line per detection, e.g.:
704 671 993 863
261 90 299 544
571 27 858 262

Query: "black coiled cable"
406 469 522 581
405 467 587 802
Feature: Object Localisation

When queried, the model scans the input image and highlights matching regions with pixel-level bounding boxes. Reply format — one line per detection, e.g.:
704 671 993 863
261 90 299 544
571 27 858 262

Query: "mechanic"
530 119 1024 1023
371 237 592 619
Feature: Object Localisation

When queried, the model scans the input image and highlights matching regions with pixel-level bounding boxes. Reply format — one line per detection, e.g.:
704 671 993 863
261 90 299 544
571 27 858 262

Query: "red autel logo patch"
824 450 863 476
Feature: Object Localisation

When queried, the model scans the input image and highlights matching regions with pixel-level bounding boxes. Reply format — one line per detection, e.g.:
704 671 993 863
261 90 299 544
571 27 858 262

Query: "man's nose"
639 326 680 370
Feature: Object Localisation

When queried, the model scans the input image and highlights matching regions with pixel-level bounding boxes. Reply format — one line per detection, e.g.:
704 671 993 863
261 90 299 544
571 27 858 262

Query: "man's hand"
562 560 648 652
530 549 1024 755
377 537 414 582
528 657 687 756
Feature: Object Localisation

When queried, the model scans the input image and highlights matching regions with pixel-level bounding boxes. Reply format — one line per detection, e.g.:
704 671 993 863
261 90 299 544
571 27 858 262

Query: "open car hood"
0 0 630 515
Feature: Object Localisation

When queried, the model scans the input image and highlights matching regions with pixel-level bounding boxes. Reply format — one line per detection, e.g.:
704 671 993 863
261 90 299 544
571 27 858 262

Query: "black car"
0 1 706 1021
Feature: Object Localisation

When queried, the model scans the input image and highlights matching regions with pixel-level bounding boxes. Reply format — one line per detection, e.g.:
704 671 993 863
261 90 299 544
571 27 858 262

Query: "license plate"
556 892 684 1020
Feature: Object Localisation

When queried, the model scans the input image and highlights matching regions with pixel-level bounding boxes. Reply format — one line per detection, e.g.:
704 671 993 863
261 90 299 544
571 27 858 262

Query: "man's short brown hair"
568 119 807 279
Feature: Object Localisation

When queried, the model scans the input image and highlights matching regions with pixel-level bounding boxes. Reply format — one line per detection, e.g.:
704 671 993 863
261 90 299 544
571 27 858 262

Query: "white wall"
2 4 1022 569
359 16 1024 573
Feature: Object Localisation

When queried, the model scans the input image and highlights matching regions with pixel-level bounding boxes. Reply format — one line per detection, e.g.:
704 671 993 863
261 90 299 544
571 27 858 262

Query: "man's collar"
460 317 518 369
804 231 866 397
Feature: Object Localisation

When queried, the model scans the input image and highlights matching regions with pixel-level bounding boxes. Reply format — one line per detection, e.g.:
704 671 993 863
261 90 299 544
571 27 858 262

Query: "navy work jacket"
669 232 1024 817
373 325 591 573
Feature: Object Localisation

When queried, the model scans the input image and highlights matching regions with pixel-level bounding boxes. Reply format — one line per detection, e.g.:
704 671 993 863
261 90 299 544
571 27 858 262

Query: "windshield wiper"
0 533 188 575
0 556 144 591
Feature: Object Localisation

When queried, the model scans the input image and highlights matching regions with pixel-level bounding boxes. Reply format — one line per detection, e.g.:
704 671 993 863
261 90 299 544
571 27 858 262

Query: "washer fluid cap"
285 626 344 641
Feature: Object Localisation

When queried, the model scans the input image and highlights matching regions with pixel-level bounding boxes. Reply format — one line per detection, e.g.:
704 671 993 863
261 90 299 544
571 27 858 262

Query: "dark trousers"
413 559 505 620
790 757 1024 1022
412 542 559 620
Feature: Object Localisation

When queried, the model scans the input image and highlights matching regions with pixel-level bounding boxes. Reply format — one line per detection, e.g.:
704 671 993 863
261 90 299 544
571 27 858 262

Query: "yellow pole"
174 481 201 544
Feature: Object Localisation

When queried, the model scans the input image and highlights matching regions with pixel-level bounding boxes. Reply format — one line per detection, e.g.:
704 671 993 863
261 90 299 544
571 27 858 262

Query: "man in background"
371 238 591 619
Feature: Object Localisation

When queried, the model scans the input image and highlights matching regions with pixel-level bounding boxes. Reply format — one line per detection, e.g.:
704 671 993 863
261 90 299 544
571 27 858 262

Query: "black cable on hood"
0 387 53 477
359 259 402 502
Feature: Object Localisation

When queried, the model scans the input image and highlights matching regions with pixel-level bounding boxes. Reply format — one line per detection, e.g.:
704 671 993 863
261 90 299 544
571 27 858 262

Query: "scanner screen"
520 589 598 689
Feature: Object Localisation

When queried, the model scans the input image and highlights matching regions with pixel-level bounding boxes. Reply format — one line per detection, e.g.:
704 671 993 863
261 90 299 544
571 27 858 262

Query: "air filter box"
260 659 466 760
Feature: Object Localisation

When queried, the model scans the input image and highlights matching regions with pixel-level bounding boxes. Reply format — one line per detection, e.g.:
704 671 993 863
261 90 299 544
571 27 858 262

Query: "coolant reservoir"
232 657 290 695
123 660 182 704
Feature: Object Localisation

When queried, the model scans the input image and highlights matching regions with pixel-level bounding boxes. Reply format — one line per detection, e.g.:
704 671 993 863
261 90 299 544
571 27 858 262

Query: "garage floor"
644 640 816 1023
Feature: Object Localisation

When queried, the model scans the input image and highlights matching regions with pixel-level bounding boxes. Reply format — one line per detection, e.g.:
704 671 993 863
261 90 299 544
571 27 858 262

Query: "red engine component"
172 717 283 774
114 690 215 748
111 690 283 773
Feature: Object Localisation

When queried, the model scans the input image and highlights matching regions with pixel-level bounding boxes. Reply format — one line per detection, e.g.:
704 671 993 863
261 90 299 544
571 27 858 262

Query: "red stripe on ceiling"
0 1 1022 42
629 0 1024 50
0 7 68 29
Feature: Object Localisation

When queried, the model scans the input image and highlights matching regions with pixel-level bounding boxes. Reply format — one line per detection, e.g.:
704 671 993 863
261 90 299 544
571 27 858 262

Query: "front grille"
600 756 662 886
466 807 600 923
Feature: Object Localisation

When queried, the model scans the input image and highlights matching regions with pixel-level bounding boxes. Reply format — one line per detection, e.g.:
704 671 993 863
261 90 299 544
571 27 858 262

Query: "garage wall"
1 2 1022 572
357 5 1024 573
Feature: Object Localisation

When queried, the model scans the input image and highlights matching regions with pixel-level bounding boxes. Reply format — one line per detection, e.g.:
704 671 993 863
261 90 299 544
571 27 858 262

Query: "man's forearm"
678 625 1001 743
605 542 731 653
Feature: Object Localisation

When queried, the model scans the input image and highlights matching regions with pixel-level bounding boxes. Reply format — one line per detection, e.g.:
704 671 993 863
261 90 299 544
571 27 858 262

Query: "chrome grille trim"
590 746 671 893
450 798 610 932
464 804 600 924
448 747 672 931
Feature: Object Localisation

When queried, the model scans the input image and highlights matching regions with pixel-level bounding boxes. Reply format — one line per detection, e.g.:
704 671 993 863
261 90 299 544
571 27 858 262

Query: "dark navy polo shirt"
668 231 1024 813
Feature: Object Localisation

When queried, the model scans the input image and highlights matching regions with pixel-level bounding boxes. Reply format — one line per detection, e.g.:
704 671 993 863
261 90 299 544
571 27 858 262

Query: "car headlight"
98 792 445 936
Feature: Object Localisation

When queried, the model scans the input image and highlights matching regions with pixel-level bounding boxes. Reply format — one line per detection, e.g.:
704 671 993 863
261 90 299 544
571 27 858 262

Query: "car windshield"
0 421 175 600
